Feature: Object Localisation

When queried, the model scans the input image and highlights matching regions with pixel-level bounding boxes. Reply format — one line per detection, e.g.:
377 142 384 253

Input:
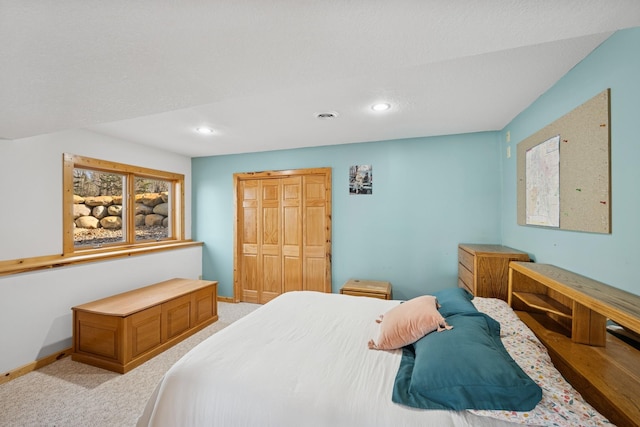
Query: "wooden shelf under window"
0 240 203 277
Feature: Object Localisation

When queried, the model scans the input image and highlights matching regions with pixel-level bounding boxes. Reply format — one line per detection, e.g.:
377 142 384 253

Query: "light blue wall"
193 132 502 299
195 27 640 300
501 27 640 295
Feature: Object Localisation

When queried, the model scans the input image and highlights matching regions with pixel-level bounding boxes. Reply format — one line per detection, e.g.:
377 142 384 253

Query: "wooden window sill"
0 240 203 277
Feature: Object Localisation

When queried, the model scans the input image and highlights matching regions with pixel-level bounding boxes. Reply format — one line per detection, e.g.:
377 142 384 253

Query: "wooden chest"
72 278 218 373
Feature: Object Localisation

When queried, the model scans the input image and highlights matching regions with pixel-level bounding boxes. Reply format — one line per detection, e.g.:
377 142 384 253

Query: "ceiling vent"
315 111 339 120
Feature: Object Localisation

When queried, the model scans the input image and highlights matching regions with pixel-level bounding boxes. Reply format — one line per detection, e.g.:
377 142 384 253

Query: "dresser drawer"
340 279 392 300
458 263 474 294
341 289 390 299
458 247 475 273
458 279 473 295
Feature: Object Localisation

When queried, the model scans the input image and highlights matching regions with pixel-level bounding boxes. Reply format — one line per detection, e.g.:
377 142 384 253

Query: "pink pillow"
368 295 452 350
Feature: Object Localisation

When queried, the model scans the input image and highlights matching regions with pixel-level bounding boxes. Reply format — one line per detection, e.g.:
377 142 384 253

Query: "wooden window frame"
63 153 186 255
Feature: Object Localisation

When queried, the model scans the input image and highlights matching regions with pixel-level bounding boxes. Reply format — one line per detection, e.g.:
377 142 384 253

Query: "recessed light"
195 127 214 135
371 103 391 112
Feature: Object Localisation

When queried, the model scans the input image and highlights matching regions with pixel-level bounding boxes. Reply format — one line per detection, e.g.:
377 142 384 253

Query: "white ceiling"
2 1 640 158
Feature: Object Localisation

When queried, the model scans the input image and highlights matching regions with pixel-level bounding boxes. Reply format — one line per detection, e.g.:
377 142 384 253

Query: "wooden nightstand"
340 279 392 300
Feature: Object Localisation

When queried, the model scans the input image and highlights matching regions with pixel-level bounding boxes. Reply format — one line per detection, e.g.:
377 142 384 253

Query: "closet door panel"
283 256 301 293
240 254 259 303
282 177 302 293
303 175 330 293
261 254 281 303
260 180 281 303
304 258 326 293
240 180 259 303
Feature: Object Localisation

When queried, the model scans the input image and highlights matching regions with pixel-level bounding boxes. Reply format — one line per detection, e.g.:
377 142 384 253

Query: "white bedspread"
138 291 611 427
137 291 518 427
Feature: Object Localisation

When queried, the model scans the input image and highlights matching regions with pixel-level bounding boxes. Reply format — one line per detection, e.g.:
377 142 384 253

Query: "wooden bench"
72 278 218 373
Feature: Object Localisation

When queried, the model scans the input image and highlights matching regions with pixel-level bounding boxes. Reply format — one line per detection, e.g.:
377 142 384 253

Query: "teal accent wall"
195 27 640 299
193 132 502 299
500 27 640 295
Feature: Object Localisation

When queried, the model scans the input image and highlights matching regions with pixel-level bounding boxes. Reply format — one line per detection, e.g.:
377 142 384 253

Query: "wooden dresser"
72 278 218 373
458 244 529 301
508 262 640 427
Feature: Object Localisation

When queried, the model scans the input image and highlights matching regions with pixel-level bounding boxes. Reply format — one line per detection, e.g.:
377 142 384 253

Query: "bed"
137 290 612 427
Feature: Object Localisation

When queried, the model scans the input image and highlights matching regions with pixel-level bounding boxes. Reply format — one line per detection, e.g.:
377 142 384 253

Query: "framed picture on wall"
349 165 372 195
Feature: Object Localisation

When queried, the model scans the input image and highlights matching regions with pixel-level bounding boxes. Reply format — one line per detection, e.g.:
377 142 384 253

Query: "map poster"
525 135 560 227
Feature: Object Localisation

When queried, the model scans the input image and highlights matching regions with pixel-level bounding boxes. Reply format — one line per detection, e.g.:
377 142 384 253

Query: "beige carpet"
0 302 259 427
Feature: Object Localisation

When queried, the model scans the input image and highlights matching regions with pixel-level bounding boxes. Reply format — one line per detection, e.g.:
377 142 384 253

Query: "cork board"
517 89 611 233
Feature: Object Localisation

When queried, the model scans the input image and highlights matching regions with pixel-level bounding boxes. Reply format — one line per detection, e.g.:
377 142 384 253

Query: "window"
63 154 184 253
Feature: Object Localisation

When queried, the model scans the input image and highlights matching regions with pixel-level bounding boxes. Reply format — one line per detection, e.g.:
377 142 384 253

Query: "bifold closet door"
260 179 284 303
282 176 303 295
235 168 331 303
237 179 282 304
302 174 330 293
238 179 260 303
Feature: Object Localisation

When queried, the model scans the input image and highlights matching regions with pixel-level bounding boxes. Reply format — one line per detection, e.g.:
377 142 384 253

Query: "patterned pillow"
368 295 452 350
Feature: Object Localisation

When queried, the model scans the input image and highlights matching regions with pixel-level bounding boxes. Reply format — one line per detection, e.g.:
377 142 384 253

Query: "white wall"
0 129 201 374
0 129 192 260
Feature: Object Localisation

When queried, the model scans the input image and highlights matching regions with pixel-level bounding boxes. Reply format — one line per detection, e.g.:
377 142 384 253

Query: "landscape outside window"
134 176 170 242
73 168 126 248
72 169 171 248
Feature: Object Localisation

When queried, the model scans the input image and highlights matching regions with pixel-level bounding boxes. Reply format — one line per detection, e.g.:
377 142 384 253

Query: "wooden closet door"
303 174 330 292
238 178 284 304
282 176 302 294
260 179 282 303
239 179 259 303
234 168 331 303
